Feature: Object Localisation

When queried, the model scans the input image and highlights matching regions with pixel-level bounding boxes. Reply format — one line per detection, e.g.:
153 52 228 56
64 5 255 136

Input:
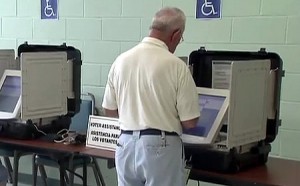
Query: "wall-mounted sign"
86 115 120 151
196 0 221 19
41 0 58 19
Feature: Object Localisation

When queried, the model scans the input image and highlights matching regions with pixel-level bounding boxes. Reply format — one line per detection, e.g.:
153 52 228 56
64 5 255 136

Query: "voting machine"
0 43 82 139
184 47 283 172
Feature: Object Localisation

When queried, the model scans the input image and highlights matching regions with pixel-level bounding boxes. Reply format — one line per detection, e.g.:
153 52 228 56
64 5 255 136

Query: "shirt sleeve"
176 66 200 121
102 64 118 110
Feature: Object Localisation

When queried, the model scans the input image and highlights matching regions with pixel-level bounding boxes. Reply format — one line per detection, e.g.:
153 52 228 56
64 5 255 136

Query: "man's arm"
103 108 119 118
181 117 199 129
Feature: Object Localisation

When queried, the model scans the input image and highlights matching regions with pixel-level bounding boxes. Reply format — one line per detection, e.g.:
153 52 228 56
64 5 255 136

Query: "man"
102 7 200 186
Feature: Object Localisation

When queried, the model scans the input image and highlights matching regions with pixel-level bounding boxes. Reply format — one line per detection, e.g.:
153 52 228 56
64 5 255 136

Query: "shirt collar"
141 37 169 50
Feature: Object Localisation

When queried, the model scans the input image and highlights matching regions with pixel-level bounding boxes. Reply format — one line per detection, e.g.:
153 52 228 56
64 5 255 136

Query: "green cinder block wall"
1 0 300 185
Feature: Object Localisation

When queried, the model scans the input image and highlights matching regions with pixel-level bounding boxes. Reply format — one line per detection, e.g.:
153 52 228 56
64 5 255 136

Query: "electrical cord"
32 124 47 136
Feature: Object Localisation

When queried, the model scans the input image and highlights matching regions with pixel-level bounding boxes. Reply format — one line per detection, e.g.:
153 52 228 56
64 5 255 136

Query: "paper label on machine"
212 60 232 89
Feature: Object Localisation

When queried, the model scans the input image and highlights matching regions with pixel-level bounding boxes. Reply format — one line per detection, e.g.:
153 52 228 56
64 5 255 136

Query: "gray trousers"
115 131 185 186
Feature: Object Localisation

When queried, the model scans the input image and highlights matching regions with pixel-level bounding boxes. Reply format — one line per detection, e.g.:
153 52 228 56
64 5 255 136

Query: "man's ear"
171 29 181 42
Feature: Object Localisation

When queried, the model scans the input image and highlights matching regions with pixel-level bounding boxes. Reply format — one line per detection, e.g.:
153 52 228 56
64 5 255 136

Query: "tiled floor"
7 184 29 186
5 173 58 186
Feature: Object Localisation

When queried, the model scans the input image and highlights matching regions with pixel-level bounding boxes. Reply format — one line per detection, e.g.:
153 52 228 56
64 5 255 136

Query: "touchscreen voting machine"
0 44 82 140
182 87 229 145
0 70 21 119
185 48 283 172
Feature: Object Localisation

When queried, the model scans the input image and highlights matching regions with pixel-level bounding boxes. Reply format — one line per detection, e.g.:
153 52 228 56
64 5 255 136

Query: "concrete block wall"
1 0 300 185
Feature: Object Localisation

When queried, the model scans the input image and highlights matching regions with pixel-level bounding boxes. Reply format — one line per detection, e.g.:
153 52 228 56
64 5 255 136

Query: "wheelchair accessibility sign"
41 0 58 19
196 0 221 19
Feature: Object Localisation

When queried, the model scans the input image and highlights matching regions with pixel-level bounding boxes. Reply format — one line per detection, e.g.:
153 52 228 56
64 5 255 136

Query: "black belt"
121 129 178 136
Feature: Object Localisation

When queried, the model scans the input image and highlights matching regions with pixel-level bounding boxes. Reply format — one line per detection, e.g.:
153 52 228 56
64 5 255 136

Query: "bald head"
149 7 186 53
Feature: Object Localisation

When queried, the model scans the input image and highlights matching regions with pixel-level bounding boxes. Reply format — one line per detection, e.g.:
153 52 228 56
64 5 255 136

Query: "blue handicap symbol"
196 0 221 19
41 0 58 19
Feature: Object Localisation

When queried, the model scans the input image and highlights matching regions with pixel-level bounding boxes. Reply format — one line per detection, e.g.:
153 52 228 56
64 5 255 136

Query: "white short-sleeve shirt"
102 37 200 134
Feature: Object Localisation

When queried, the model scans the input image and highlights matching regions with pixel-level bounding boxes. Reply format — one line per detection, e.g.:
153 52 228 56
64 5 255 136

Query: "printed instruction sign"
86 115 120 151
41 0 58 19
196 0 221 19
212 60 232 89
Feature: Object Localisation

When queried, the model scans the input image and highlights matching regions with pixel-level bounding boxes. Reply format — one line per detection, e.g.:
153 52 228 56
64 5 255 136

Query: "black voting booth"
185 47 283 172
18 42 82 117
18 43 82 134
0 43 82 139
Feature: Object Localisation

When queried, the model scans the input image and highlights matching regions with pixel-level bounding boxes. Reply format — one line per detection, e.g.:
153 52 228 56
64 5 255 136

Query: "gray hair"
150 7 186 33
